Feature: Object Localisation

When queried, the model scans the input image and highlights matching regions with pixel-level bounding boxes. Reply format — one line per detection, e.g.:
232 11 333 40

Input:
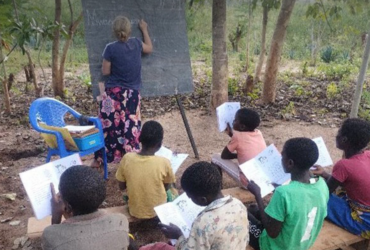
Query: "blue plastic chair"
29 97 108 179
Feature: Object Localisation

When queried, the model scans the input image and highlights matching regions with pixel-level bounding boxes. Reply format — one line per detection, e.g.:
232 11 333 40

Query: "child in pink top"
221 108 267 164
312 118 370 239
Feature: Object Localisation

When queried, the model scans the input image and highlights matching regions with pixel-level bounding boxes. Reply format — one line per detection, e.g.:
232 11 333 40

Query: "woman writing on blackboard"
93 16 153 166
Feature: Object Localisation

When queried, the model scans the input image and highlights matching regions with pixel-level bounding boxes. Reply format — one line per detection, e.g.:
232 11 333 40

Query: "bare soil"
0 64 352 249
0 109 342 249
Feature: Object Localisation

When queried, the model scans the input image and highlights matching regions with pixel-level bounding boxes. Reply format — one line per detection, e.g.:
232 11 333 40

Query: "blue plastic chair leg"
102 148 108 180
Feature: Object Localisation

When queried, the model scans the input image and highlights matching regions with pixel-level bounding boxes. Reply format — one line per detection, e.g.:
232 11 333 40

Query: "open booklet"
19 154 82 220
155 146 188 174
312 137 333 167
240 144 288 197
240 138 333 197
154 193 205 244
216 102 240 132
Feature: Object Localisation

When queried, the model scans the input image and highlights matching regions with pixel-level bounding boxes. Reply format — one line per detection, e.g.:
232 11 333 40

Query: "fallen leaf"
9 220 21 226
1 217 13 223
1 193 17 201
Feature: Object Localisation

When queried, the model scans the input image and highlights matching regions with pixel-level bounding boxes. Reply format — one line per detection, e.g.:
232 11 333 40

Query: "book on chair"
19 154 82 220
64 125 98 138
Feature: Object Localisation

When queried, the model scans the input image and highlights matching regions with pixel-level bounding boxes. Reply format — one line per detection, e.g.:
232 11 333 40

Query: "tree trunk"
262 0 296 103
24 49 41 97
211 0 228 110
245 0 252 72
0 37 11 114
38 38 47 96
350 32 370 118
58 11 83 97
254 5 269 84
52 0 62 97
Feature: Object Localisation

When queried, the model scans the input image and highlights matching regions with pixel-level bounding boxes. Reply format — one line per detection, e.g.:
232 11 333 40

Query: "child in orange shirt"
212 108 267 183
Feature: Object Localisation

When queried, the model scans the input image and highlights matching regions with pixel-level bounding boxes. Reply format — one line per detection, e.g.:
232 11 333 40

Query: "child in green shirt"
248 138 329 250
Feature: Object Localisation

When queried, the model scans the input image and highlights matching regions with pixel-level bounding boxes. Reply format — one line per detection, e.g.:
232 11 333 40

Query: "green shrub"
317 63 356 80
282 101 296 116
228 77 239 95
326 82 339 99
289 83 305 96
321 46 336 63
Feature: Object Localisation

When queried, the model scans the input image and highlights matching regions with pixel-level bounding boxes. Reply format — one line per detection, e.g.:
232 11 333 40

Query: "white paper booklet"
154 193 205 242
155 146 188 174
64 125 95 133
312 137 333 167
19 154 82 220
216 102 240 132
239 145 290 197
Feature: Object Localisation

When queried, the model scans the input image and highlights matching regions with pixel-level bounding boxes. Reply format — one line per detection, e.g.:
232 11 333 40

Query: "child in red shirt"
312 118 370 239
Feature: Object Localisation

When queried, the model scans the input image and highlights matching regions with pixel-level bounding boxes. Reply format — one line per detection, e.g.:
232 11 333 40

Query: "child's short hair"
139 120 164 148
237 108 260 130
283 138 319 170
181 161 222 197
59 165 106 215
340 118 370 151
113 16 131 42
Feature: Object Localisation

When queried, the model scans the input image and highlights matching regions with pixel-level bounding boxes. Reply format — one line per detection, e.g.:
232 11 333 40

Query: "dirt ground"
0 108 342 249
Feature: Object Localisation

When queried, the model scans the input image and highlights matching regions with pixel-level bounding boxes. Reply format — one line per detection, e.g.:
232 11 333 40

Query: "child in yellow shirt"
116 120 176 219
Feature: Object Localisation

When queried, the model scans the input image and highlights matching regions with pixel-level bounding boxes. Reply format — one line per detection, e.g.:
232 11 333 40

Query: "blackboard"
81 0 194 97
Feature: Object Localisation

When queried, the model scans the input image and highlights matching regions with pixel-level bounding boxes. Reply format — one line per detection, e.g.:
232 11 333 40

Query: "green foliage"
321 46 336 63
317 63 356 80
247 85 261 100
0 0 27 33
282 101 296 115
359 90 370 121
326 82 338 99
9 16 40 54
289 83 305 96
228 77 240 96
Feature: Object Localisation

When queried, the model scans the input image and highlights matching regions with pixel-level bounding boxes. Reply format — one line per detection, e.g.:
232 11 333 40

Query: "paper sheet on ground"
216 102 240 132
312 137 333 167
154 193 205 244
155 146 188 174
19 154 82 220
240 145 290 197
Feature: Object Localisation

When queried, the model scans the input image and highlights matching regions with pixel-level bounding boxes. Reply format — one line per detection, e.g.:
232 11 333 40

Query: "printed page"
170 154 188 174
216 102 240 132
64 125 96 133
155 146 188 174
312 137 333 167
19 154 82 220
257 145 291 185
155 146 173 161
154 202 188 235
172 193 205 238
240 159 275 197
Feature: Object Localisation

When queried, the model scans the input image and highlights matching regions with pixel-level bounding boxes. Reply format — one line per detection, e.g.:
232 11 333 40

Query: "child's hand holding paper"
159 222 183 240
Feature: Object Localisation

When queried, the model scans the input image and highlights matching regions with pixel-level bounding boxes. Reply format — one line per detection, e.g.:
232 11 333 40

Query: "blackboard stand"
175 95 199 159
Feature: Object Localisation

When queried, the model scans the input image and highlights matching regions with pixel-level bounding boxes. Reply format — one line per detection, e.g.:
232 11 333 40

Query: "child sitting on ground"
152 161 249 250
116 120 176 219
248 138 329 250
43 165 133 250
312 118 370 239
212 108 267 182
